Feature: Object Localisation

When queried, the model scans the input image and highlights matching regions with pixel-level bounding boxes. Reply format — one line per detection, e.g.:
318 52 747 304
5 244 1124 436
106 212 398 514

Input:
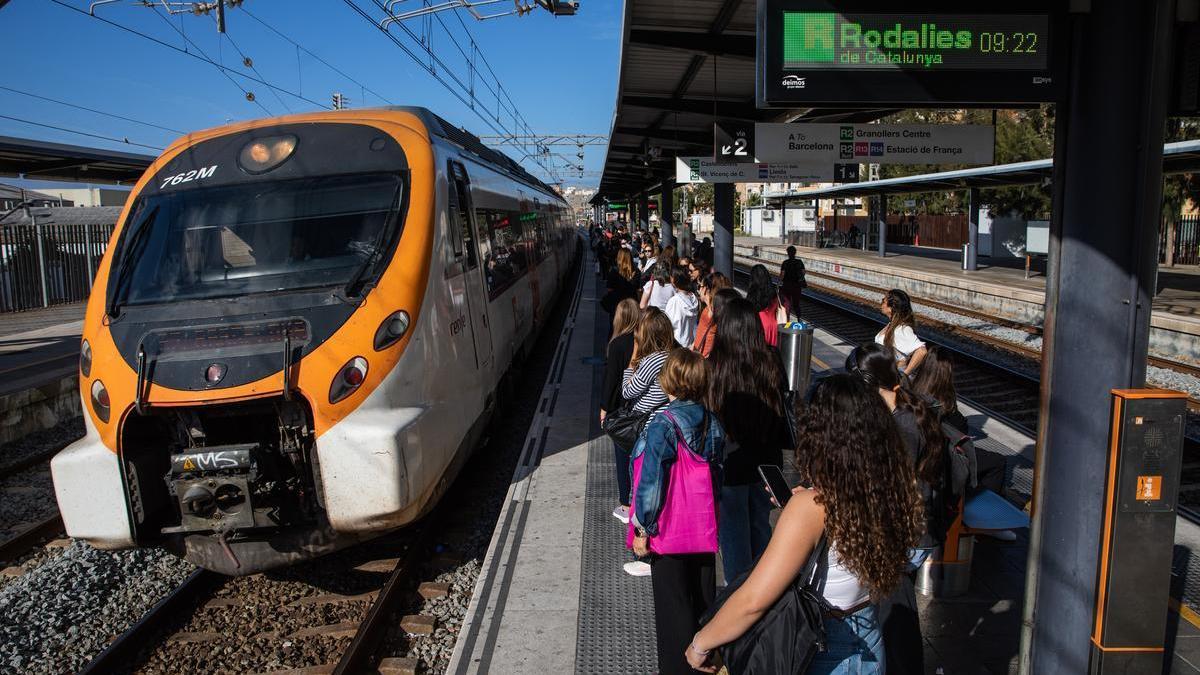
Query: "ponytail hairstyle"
909 345 956 415
848 342 945 485
881 289 916 350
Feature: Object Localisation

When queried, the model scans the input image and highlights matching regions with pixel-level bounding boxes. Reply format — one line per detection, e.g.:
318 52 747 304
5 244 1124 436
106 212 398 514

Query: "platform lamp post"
1021 1 1174 673
638 193 649 234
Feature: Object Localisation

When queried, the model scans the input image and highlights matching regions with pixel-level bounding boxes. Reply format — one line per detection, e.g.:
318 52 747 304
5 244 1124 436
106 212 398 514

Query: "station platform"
0 303 84 444
447 247 1200 674
734 236 1200 360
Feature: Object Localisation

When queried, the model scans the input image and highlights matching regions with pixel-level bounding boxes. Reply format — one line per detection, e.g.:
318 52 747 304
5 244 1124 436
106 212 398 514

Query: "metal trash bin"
777 323 814 394
914 535 975 598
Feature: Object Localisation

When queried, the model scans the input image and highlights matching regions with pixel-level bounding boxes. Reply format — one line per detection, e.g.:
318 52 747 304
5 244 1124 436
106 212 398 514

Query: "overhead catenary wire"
47 0 332 111
143 3 274 116
0 85 185 135
240 5 394 106
345 0 560 181
0 113 163 151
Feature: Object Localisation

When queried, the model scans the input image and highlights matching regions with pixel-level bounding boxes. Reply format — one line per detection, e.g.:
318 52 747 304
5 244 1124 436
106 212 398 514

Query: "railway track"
78 521 440 674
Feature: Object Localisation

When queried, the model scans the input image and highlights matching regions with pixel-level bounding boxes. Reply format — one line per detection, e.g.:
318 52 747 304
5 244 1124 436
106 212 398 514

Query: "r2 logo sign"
159 165 218 190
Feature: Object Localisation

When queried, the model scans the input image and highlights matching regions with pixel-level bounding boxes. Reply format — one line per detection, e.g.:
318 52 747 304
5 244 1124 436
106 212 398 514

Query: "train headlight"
80 340 92 378
373 310 411 351
90 379 111 423
329 356 369 403
237 134 297 174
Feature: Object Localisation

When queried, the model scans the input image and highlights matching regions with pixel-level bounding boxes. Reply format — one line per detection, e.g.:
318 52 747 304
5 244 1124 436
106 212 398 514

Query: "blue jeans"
807 605 885 675
613 438 633 506
718 483 773 582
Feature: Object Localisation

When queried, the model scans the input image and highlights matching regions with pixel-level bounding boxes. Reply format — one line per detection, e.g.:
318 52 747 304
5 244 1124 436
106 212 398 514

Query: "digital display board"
783 13 1049 71
758 1 1066 107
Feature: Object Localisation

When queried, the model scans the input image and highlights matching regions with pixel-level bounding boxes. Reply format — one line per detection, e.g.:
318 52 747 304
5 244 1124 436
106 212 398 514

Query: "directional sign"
833 163 860 182
677 156 834 183
754 123 994 165
757 1 1067 107
714 120 756 164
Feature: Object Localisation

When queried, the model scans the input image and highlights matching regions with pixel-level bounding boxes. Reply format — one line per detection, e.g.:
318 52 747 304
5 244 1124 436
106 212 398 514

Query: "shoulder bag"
602 400 661 449
700 535 830 675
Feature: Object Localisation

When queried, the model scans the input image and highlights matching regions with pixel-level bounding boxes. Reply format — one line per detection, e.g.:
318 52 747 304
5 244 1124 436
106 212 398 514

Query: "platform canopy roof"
597 0 892 199
759 139 1200 202
0 136 156 185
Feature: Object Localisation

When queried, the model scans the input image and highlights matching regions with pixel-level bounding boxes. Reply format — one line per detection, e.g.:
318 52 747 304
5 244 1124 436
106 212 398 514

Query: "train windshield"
110 173 404 307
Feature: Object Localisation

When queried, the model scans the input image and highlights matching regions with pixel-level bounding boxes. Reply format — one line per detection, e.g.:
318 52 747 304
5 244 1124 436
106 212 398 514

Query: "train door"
448 161 492 369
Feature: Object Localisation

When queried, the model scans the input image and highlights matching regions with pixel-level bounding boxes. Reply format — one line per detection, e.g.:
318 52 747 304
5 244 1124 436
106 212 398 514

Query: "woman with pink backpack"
628 349 725 675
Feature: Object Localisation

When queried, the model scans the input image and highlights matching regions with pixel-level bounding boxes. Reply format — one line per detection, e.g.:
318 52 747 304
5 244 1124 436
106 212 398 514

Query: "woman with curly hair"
685 374 922 674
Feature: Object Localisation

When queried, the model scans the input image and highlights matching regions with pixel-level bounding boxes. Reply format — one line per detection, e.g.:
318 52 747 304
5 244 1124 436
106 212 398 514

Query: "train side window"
480 208 527 296
448 162 478 270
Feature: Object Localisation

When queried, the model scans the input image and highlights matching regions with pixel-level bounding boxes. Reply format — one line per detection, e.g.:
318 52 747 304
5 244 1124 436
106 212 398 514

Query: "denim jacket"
631 399 725 537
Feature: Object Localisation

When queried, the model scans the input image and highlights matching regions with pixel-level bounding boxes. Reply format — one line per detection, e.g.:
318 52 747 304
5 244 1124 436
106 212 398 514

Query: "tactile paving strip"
573 284 658 675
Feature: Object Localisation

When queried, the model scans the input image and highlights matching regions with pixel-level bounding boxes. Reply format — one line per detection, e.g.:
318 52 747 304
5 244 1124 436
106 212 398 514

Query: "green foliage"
1163 118 1200 218
877 108 1055 219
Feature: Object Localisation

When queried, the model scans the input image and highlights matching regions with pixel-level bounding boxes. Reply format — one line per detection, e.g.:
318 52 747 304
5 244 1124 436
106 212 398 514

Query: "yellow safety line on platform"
1170 597 1200 630
812 355 831 372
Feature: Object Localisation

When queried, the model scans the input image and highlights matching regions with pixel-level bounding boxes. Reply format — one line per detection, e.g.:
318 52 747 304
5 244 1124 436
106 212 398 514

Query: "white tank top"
816 542 869 610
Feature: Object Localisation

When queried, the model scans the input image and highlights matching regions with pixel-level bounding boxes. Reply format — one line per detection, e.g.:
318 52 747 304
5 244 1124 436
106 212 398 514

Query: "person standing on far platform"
877 289 927 374
778 246 807 319
707 297 791 582
629 349 725 675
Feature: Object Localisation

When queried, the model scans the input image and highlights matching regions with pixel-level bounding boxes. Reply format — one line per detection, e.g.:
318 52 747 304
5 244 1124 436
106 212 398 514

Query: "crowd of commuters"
588 223 991 674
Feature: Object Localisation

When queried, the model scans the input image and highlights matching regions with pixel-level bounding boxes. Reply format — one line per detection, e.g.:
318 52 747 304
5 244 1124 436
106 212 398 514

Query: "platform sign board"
714 120 756 164
757 0 1067 107
754 123 994 165
676 156 834 183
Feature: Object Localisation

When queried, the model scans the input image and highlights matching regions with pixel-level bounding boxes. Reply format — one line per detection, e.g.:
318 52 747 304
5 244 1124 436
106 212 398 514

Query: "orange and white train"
51 107 575 574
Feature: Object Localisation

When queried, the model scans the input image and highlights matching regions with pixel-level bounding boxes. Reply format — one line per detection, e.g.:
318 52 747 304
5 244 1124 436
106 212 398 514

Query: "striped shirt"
622 350 670 414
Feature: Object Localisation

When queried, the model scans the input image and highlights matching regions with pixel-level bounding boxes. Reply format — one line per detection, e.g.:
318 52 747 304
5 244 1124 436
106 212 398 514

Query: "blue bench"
915 489 1029 597
963 488 1031 531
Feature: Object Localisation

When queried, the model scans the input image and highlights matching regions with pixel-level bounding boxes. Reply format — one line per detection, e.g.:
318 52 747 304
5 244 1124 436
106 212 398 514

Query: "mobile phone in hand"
758 464 792 508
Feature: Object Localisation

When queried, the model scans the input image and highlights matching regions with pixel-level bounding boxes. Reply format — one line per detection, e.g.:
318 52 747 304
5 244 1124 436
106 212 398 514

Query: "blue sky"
0 0 621 190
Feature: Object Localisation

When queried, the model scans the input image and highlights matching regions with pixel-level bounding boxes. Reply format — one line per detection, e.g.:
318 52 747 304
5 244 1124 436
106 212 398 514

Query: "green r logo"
784 12 835 64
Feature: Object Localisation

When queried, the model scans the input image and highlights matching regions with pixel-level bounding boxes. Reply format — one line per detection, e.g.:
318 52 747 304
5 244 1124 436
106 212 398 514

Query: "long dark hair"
708 297 786 445
745 264 776 312
910 345 956 415
882 289 916 349
797 374 922 598
651 259 672 286
848 343 944 485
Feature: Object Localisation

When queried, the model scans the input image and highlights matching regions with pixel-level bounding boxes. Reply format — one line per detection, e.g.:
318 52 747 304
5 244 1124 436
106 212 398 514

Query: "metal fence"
0 223 114 313
1161 216 1200 266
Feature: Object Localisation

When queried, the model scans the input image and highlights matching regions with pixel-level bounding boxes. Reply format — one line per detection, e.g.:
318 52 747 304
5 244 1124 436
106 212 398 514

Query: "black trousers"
880 569 924 675
650 552 716 675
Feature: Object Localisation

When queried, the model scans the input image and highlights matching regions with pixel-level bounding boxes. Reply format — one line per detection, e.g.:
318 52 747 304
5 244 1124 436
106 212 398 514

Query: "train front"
51 113 434 575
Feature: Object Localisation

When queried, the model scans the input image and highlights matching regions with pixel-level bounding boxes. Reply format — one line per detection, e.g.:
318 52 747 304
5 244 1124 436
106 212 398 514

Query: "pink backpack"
626 410 719 555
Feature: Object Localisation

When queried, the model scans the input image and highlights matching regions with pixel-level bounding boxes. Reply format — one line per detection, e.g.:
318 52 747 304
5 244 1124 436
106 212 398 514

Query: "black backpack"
700 536 830 674
924 423 978 546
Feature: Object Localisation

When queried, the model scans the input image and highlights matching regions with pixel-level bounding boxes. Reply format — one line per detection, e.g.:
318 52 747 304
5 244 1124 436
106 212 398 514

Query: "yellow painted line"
812 355 831 372
1169 597 1200 630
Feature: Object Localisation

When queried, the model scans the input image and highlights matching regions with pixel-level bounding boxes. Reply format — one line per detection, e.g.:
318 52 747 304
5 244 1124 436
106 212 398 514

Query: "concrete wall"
0 375 81 446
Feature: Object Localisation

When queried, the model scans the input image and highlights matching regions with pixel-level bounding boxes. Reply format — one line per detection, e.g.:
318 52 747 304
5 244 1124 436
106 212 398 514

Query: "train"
50 107 576 575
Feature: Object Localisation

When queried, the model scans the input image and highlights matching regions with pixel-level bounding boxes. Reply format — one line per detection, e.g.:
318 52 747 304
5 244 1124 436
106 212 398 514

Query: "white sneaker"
623 560 652 577
612 505 630 524
981 529 1018 542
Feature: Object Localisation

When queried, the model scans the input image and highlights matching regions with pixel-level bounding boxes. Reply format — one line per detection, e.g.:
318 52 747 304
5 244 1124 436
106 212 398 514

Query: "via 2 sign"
713 120 756 165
